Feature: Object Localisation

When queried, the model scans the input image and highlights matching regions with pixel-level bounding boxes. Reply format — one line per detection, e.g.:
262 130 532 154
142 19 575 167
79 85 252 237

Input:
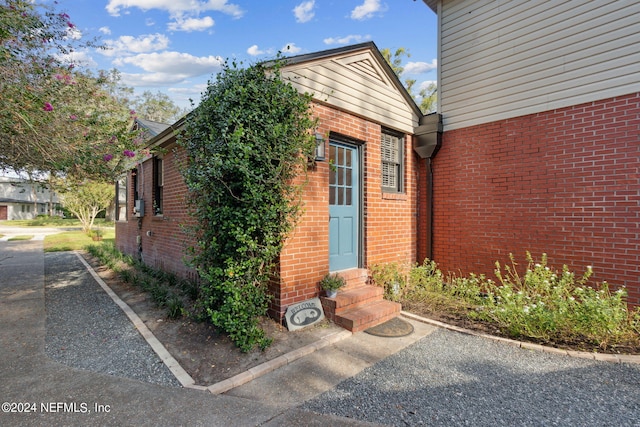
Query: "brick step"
334 299 401 333
322 285 384 316
333 268 369 290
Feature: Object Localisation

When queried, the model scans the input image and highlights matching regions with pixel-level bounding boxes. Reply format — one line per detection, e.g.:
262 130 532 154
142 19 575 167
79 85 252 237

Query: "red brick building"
421 0 640 305
115 43 441 329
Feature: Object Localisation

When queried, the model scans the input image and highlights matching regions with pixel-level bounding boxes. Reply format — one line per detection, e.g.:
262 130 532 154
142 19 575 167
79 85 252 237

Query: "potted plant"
320 273 345 298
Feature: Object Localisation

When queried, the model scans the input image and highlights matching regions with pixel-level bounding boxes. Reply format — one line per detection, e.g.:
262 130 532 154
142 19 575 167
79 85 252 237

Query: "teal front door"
329 142 359 271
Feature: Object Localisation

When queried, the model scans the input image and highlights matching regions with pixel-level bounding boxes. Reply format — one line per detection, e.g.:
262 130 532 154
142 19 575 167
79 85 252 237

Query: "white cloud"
281 43 302 54
106 0 244 19
247 45 263 56
120 72 188 86
65 26 83 41
164 83 210 109
101 33 170 57
293 1 315 23
419 80 437 92
58 51 98 68
247 44 273 56
323 34 370 45
99 26 111 35
168 16 215 32
404 59 437 74
351 0 386 20
115 51 224 77
168 84 208 96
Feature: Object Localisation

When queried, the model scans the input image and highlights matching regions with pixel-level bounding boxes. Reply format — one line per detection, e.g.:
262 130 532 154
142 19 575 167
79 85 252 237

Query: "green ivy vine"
179 58 317 351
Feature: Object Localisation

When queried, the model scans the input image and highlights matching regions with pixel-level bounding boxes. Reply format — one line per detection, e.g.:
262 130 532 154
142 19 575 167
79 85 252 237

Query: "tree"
381 47 437 114
0 1 144 180
419 82 437 113
133 90 188 124
381 47 409 76
179 58 317 351
59 180 114 232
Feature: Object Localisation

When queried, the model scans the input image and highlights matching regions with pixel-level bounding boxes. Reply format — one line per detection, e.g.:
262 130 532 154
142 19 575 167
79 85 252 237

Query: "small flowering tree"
0 0 144 181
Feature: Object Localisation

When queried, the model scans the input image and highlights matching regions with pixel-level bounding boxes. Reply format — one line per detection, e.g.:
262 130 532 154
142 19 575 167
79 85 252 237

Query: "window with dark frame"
154 157 163 215
115 176 127 221
381 130 404 193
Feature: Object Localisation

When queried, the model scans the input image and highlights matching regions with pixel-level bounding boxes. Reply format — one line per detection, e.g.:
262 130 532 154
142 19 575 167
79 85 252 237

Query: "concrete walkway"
0 240 434 426
0 225 66 241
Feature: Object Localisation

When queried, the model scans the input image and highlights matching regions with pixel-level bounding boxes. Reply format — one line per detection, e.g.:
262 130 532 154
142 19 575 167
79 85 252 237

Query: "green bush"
373 253 639 350
85 242 199 318
369 261 409 301
166 295 184 319
476 253 637 348
179 57 316 352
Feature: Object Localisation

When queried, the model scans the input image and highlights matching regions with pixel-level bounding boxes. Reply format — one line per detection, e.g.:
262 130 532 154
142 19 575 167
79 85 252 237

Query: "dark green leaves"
179 58 316 351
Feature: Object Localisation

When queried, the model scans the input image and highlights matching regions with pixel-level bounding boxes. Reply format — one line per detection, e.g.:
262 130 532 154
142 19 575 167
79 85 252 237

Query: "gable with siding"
281 43 420 134
440 0 640 130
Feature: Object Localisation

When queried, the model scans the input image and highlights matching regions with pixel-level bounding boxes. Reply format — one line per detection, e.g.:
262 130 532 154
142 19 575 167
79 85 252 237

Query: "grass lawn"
2 217 112 228
8 235 34 241
44 229 115 252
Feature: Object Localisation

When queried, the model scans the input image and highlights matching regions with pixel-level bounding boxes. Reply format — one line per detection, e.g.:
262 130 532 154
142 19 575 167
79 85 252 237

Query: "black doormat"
365 317 414 337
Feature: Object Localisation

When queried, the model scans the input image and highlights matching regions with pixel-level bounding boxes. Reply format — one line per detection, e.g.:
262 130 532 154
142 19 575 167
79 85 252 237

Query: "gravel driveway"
34 247 640 426
303 328 640 426
44 251 180 387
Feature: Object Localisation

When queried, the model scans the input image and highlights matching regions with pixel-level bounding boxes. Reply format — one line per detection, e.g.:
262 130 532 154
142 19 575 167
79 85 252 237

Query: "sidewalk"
0 226 61 241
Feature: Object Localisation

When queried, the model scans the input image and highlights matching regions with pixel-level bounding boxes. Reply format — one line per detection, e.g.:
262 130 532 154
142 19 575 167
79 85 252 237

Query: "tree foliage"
59 180 115 232
0 1 144 180
179 59 317 351
132 90 188 124
381 47 437 113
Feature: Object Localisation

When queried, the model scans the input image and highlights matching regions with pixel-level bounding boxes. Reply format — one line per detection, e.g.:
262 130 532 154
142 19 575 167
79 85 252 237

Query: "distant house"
0 177 60 220
115 42 442 330
420 0 640 304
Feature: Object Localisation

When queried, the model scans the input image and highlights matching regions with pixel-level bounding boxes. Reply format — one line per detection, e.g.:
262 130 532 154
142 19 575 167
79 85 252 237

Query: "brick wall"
271 103 419 320
115 145 198 281
425 93 640 305
116 102 420 322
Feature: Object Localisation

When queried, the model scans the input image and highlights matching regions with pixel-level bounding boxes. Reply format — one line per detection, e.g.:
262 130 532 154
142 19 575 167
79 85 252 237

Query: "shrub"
179 57 316 352
479 252 637 348
369 262 409 301
376 253 639 350
86 242 199 319
166 295 184 319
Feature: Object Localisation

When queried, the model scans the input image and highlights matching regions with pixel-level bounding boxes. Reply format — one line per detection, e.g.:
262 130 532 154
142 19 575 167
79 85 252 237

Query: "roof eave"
422 0 437 13
279 41 424 119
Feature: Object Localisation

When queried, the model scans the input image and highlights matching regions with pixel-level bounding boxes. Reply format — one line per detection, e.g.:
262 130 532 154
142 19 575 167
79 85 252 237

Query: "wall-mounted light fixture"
315 133 326 162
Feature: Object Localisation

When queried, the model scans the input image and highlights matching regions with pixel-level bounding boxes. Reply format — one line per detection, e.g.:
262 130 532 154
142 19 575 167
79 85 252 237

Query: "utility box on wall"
134 199 144 217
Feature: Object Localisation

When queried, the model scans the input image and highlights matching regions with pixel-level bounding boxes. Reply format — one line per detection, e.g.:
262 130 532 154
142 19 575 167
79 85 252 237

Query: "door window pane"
329 143 355 206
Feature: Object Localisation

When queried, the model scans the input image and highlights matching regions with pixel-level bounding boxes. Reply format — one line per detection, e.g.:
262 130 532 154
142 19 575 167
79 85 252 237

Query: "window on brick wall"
153 157 163 215
115 176 127 221
381 130 404 193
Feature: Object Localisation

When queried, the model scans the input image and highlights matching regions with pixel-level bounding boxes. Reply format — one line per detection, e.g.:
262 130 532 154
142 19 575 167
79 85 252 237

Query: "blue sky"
59 0 438 110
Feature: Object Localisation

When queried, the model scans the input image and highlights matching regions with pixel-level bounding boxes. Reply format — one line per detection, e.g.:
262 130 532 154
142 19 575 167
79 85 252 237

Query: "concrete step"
334 300 401 333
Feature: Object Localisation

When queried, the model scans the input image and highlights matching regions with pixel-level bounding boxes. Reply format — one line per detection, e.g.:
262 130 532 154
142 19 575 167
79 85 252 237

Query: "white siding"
282 50 419 134
440 0 640 130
